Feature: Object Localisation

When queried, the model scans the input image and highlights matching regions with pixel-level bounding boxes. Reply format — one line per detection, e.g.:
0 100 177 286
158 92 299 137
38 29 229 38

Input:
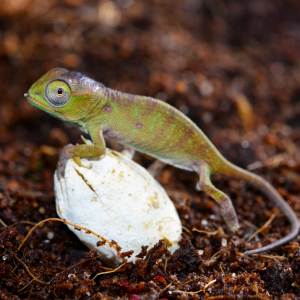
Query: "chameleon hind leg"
122 145 135 159
194 162 240 232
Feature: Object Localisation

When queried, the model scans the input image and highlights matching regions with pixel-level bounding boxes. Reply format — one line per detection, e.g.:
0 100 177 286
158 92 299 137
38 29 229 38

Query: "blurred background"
1 0 300 170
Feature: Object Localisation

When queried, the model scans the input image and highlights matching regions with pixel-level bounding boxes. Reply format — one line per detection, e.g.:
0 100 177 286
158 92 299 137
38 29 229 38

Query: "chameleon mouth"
24 93 55 111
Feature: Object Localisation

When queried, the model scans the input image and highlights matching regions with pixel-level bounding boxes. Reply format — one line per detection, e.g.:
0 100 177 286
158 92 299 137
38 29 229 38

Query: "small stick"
174 279 216 294
90 257 137 281
284 245 299 249
203 279 217 293
219 265 225 277
87 293 101 300
17 218 127 264
213 223 225 235
28 281 34 300
18 278 35 293
0 218 7 228
181 225 193 237
250 254 286 262
13 245 28 273
247 214 276 242
243 220 259 231
205 296 237 300
7 250 47 285
90 261 127 281
164 258 168 272
181 278 197 286
19 221 38 226
192 228 220 235
159 283 172 294
247 153 287 171
0 221 38 232
47 255 113 285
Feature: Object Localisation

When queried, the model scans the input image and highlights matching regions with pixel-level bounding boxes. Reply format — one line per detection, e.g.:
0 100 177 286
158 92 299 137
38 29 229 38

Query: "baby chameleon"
25 68 299 255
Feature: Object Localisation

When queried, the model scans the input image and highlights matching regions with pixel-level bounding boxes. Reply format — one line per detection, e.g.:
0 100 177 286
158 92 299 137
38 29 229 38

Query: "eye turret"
45 80 71 107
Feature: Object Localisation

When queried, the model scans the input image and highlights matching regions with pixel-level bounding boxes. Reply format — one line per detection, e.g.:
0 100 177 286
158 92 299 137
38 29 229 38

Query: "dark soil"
1 0 300 299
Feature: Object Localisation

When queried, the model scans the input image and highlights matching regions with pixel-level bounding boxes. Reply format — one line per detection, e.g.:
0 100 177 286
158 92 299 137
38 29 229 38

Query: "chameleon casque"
25 68 299 255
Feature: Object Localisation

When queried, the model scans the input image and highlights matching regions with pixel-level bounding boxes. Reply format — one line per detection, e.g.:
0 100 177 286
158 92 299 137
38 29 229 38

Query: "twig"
213 223 225 235
205 296 244 300
211 249 222 258
47 255 113 285
192 228 220 235
7 250 47 285
27 281 34 300
219 265 225 277
284 245 300 249
203 279 217 293
19 278 35 293
0 221 37 232
91 257 138 281
174 279 216 294
17 218 127 264
250 254 286 262
19 221 37 226
90 260 128 281
87 293 101 300
247 153 287 171
13 245 28 273
0 218 7 228
181 278 197 286
243 220 259 231
164 258 168 272
181 225 194 237
159 283 172 294
247 214 276 242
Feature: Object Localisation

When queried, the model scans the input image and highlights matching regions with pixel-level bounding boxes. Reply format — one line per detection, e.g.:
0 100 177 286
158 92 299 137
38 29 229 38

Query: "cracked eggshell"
54 149 182 266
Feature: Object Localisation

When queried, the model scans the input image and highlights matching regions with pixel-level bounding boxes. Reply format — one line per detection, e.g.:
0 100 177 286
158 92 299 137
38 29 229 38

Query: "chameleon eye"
45 80 71 107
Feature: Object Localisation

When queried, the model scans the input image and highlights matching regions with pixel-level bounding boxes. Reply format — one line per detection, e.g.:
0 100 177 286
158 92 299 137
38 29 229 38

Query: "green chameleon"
25 68 299 255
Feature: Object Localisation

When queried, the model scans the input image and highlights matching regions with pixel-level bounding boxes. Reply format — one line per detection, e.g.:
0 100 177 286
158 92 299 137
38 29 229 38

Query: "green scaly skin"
25 68 299 255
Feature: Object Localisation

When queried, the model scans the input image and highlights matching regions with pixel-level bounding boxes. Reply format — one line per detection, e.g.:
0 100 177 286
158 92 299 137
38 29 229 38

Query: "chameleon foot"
219 199 239 232
195 162 240 232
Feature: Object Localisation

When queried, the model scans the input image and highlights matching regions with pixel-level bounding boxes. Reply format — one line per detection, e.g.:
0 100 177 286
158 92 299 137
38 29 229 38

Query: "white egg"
54 148 182 266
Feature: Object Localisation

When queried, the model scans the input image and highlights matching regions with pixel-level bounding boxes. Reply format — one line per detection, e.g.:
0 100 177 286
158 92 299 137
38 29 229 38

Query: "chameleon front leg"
195 162 240 232
57 128 106 178
121 145 135 159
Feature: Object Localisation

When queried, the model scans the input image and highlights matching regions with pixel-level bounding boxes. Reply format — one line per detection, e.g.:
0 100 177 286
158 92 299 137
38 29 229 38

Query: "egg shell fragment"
54 149 182 266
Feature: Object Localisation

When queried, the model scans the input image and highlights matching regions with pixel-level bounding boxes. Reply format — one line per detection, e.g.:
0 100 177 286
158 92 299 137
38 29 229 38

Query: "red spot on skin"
105 105 112 113
136 122 143 129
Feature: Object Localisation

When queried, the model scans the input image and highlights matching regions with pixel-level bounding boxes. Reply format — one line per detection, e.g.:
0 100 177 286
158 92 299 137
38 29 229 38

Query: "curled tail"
219 160 299 255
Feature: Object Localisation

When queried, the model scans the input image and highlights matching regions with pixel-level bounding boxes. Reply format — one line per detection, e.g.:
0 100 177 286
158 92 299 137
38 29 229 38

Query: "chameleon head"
24 68 106 126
